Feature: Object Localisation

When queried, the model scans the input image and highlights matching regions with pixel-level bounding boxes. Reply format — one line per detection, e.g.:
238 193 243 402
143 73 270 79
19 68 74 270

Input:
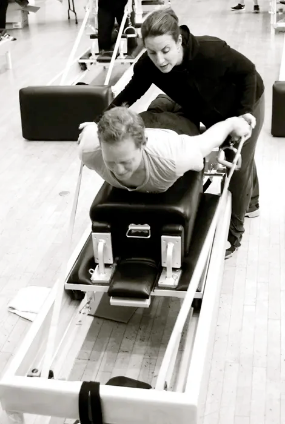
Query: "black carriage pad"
90 170 203 260
19 85 113 141
108 258 160 299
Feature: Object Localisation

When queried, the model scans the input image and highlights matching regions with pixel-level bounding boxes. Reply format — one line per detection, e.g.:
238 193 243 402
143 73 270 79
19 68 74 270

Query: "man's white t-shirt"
78 126 203 193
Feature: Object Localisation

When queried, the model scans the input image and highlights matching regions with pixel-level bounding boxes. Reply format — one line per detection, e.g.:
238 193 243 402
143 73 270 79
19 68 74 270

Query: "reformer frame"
0 139 247 424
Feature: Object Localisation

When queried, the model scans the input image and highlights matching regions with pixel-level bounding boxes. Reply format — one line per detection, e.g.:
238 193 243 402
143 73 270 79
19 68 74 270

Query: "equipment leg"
68 0 78 24
6 50 12 69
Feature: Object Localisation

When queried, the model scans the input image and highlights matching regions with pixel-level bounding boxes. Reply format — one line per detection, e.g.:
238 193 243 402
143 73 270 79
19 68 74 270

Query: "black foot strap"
79 381 102 424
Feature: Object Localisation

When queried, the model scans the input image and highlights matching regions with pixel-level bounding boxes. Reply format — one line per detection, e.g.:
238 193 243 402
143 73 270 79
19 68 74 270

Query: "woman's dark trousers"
227 94 265 247
98 0 128 51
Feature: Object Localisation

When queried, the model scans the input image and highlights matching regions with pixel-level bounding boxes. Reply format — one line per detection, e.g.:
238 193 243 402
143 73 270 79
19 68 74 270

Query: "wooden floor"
69 296 189 389
0 0 285 423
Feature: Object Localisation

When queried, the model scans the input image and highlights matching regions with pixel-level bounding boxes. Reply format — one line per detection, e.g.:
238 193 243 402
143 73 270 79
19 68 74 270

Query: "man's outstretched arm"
176 117 251 175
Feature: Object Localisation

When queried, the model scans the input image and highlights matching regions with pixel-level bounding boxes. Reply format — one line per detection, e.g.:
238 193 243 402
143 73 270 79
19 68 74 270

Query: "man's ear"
142 136 148 146
178 34 182 48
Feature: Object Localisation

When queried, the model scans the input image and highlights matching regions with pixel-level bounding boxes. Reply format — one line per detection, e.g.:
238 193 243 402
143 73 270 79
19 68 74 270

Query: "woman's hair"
97 106 146 148
141 8 180 43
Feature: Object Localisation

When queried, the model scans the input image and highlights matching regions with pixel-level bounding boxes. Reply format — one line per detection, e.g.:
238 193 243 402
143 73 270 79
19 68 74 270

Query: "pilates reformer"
0 113 248 423
78 0 141 71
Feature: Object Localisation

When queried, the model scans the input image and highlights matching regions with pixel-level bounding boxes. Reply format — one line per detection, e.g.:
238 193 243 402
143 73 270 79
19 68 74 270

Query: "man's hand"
240 113 256 129
229 117 252 142
77 122 97 145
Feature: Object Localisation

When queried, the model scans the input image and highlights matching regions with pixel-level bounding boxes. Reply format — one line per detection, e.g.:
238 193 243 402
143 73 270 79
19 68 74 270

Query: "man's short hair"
97 107 146 148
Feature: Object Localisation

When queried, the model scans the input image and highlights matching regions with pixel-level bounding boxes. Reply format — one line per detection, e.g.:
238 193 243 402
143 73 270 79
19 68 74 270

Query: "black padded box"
19 85 113 141
90 170 203 261
271 81 285 137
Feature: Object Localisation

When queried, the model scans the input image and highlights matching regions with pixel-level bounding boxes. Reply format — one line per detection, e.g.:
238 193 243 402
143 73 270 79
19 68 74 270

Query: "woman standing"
91 8 265 258
97 0 134 52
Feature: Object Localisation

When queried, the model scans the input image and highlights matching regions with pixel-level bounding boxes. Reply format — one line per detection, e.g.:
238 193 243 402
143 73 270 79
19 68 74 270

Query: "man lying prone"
78 101 251 193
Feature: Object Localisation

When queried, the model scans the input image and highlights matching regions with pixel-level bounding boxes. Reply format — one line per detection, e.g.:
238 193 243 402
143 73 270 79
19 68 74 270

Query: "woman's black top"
108 26 264 127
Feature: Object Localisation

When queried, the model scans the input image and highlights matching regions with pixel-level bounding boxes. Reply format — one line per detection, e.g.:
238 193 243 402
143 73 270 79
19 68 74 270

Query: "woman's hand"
229 117 252 142
240 113 256 129
77 122 97 145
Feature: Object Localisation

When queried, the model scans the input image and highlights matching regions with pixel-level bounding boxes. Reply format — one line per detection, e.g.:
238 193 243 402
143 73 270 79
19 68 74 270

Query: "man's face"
101 137 143 182
144 34 182 73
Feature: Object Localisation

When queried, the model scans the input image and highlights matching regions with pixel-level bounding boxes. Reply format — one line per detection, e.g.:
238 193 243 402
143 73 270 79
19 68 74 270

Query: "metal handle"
217 122 253 171
217 145 242 170
124 26 137 37
126 223 151 238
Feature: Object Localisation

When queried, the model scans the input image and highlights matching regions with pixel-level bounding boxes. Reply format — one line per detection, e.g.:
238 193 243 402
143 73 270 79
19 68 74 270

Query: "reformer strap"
79 381 103 424
90 381 103 424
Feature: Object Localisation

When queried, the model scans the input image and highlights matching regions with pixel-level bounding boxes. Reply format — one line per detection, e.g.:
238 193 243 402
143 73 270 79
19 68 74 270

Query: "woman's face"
144 34 182 73
101 137 143 182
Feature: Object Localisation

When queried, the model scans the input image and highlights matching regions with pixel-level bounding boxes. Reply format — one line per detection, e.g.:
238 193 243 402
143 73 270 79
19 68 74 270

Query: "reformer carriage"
0 2 246 422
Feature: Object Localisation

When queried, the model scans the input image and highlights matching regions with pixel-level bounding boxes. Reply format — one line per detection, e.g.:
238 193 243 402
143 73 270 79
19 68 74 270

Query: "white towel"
8 286 51 321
